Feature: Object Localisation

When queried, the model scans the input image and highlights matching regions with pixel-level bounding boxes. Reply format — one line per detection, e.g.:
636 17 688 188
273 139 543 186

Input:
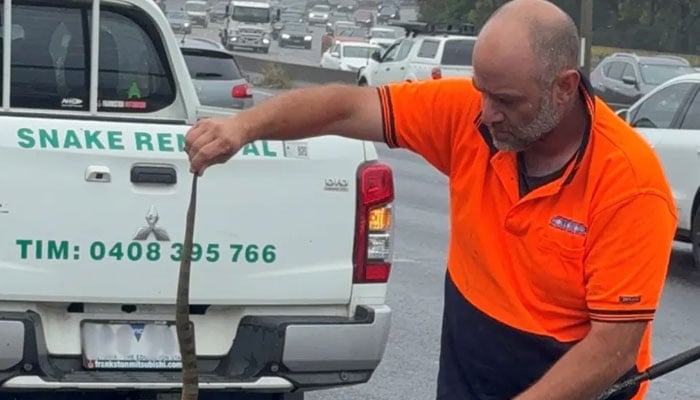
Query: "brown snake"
176 173 199 400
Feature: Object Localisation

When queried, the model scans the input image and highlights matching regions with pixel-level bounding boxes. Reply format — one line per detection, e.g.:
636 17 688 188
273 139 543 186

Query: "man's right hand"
184 116 250 176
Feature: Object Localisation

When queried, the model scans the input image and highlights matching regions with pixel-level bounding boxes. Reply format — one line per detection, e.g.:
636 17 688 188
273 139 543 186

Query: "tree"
415 0 699 54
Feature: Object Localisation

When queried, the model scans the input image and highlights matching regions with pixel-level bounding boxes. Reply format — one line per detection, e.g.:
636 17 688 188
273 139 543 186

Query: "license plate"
81 320 182 370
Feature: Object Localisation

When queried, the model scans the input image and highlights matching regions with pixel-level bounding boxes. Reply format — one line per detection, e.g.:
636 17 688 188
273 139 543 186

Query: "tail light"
232 83 252 98
431 67 442 80
352 161 395 284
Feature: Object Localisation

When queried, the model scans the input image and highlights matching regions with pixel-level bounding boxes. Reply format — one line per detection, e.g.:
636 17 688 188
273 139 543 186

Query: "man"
185 0 678 399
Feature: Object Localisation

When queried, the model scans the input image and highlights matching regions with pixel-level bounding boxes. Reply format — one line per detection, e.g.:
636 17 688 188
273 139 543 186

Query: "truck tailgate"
0 116 363 305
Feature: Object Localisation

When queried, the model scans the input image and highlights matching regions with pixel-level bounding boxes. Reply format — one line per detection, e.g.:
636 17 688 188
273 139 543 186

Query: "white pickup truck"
0 0 395 399
357 21 477 86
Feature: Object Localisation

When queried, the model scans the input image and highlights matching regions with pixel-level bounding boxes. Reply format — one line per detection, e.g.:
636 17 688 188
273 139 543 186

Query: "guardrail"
233 54 359 86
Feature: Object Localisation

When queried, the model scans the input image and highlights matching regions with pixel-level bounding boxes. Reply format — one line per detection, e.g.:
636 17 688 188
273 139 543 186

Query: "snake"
176 173 199 400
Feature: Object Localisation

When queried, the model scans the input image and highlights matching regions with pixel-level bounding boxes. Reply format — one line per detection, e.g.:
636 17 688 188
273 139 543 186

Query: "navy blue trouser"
435 271 640 400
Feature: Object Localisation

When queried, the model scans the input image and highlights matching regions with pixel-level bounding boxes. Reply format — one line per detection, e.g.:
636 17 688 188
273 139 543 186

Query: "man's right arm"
186 84 385 175
186 79 480 176
238 83 385 144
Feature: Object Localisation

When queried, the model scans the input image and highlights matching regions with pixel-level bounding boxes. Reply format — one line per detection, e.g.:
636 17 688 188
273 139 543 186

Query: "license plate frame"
80 319 182 370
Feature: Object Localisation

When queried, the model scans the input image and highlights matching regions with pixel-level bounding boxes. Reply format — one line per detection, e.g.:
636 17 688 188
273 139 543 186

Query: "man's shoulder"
588 100 674 209
383 77 480 100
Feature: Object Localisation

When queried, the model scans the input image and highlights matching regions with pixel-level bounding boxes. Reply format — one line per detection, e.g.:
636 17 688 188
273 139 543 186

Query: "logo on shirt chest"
549 216 587 236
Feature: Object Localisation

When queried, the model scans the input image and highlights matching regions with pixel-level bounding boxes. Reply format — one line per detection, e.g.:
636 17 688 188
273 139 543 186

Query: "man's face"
473 72 562 152
471 30 564 152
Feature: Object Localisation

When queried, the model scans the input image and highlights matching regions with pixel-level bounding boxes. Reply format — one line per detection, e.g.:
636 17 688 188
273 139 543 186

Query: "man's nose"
481 97 504 126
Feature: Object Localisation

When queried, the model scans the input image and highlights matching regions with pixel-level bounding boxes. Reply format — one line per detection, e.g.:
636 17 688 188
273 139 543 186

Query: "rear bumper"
279 38 312 47
228 38 271 49
376 16 398 23
0 305 390 393
308 16 329 24
189 15 208 25
231 97 255 110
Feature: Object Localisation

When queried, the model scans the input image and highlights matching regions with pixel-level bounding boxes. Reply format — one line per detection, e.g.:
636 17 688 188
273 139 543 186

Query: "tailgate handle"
131 165 177 185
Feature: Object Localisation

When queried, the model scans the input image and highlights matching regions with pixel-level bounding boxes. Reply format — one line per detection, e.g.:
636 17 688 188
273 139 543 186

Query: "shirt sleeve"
584 192 678 322
376 78 480 176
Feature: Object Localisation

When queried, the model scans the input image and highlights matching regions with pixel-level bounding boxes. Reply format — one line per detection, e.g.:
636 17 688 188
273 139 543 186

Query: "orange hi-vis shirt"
377 75 678 400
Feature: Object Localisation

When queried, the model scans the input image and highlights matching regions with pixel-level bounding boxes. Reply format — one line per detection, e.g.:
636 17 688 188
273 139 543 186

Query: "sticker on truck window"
15 239 277 264
15 127 280 157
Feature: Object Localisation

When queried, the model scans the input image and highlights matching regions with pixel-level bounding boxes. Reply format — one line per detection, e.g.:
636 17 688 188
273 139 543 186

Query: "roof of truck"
232 1 271 7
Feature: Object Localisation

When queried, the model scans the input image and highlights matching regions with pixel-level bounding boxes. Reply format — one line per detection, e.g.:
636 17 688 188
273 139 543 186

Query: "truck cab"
357 21 478 86
220 1 279 53
0 0 395 398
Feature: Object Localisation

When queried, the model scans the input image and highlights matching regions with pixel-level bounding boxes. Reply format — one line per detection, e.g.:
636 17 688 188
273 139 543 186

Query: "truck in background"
184 0 211 27
220 0 280 53
357 21 478 86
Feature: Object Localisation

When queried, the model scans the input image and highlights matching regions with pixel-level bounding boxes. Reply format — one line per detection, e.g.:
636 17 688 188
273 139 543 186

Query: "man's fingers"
186 117 242 176
188 126 221 160
184 120 209 154
189 139 228 176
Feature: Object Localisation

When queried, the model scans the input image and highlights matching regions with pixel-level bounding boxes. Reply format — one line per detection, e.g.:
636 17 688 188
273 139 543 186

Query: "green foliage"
260 64 292 89
415 0 700 55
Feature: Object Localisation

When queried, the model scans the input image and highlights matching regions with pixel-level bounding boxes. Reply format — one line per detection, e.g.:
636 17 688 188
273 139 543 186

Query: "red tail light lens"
232 83 252 98
352 161 395 284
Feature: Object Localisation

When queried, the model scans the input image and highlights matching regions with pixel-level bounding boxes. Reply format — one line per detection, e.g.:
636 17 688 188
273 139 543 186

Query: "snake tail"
176 174 199 400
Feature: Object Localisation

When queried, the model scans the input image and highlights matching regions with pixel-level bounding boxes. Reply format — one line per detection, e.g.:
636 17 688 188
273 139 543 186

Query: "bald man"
184 1 677 399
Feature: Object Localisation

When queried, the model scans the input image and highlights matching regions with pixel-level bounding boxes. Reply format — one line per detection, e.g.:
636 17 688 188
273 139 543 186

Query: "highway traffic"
165 3 700 400
171 1 417 67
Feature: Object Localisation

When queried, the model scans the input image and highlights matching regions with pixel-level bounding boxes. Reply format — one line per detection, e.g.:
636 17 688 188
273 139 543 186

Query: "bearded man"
184 0 678 399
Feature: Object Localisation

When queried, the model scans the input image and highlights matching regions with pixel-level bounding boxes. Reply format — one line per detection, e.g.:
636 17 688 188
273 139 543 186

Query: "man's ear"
553 69 580 107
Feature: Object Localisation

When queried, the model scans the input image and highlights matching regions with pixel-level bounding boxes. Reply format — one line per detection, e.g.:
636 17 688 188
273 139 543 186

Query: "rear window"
639 63 696 85
417 40 439 58
3 1 176 113
182 50 242 80
338 28 368 37
343 46 377 58
440 39 475 66
185 2 207 11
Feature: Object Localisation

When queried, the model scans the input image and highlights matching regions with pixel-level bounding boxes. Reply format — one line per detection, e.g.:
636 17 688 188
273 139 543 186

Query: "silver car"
166 10 192 34
308 4 331 25
179 37 254 110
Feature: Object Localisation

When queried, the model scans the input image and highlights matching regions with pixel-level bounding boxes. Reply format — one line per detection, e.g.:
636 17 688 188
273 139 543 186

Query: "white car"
617 72 700 267
368 26 401 49
321 42 382 72
307 4 331 25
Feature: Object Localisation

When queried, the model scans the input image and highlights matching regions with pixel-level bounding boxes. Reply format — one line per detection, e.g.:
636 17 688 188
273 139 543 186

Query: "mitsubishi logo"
133 205 170 241
130 323 145 342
